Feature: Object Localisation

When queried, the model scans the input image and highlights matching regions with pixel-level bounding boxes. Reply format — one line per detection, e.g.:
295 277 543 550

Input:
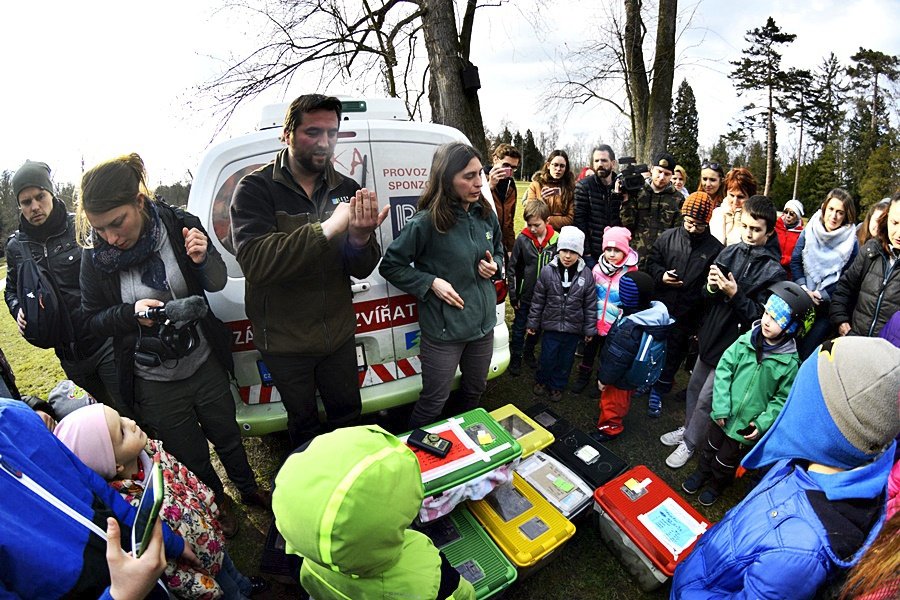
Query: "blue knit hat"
743 337 900 471
618 271 653 310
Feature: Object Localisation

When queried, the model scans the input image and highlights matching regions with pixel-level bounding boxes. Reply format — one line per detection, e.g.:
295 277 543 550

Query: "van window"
211 164 264 256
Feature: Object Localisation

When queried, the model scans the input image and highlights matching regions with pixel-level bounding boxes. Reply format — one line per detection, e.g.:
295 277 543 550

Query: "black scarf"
90 201 168 291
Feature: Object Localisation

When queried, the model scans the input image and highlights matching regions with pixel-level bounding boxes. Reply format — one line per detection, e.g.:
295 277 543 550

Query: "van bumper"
234 322 510 437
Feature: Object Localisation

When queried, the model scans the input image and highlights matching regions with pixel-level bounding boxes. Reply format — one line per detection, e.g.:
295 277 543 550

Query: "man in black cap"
4 160 121 410
619 150 682 268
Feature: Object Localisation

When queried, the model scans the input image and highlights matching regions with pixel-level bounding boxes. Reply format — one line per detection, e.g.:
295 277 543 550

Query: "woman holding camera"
524 150 576 230
77 153 266 536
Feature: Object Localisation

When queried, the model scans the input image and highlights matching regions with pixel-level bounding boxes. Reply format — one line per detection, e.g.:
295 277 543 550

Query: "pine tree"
847 48 900 136
807 54 849 150
522 129 543 180
858 136 899 210
669 80 701 185
729 17 797 195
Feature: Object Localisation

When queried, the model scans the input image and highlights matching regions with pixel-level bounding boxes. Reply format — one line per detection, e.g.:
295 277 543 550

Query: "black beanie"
12 161 54 204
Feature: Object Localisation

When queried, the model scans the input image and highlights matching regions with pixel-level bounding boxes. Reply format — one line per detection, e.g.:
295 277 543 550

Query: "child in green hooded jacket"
273 425 476 600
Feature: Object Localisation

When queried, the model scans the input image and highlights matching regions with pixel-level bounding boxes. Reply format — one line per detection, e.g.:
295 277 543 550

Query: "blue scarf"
90 201 168 291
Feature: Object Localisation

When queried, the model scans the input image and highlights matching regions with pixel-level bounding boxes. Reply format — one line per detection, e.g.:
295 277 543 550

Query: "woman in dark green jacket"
380 143 504 428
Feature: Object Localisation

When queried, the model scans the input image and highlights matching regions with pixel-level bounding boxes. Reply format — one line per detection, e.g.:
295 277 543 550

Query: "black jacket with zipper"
80 202 232 409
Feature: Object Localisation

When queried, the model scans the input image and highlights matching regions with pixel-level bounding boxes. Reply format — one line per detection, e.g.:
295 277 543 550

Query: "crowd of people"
0 93 898 600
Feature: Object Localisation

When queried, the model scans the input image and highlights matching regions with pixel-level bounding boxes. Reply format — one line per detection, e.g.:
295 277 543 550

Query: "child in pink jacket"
572 226 639 394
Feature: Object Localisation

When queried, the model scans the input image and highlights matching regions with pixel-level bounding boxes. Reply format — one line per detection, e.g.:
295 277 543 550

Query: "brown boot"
217 494 240 538
241 488 273 512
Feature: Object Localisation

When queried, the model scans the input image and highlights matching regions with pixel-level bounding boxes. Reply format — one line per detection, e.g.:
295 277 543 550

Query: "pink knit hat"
602 226 633 254
54 404 117 480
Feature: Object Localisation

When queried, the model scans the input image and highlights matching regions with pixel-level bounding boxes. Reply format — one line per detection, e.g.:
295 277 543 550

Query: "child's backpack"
623 331 666 393
15 247 73 349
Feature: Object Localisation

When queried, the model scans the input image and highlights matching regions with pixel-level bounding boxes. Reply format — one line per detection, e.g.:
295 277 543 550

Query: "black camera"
616 156 649 195
134 321 201 367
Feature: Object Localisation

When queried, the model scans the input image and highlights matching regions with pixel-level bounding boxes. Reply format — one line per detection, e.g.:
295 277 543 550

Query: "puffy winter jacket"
573 175 622 259
597 301 674 389
380 203 504 343
0 399 184 599
507 226 558 306
645 225 723 320
592 251 639 336
830 239 900 337
527 257 598 337
775 217 803 278
710 327 799 444
671 455 890 600
272 425 475 600
697 238 786 364
5 201 105 360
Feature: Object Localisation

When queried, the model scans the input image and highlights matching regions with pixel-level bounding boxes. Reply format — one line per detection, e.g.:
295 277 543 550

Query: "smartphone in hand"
714 260 731 278
131 457 164 558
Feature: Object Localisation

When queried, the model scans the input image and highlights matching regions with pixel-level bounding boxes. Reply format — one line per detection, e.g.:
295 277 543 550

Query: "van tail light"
494 280 508 304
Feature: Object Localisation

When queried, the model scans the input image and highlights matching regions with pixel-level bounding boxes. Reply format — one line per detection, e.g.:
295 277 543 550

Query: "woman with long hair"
697 159 726 206
524 150 576 230
76 153 267 537
791 188 858 358
858 199 890 247
380 143 504 428
832 192 900 339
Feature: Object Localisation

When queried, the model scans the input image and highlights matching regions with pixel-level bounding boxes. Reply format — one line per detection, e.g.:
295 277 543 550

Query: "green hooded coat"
273 425 476 600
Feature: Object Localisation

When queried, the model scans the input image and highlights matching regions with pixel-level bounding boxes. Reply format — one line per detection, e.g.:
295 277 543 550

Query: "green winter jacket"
273 425 476 600
710 326 800 445
379 204 504 343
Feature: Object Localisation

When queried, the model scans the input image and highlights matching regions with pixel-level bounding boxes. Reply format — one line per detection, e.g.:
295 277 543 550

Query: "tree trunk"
420 0 488 157
765 86 775 196
793 119 803 200
645 0 678 160
623 0 650 160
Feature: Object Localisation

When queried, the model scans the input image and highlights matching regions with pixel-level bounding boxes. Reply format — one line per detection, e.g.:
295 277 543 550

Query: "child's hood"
521 225 558 248
749 320 799 357
626 300 674 331
273 425 424 577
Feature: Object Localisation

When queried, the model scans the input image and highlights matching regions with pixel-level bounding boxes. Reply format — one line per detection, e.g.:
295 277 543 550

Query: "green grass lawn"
0 202 752 599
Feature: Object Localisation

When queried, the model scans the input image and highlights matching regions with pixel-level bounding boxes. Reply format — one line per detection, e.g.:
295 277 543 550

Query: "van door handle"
351 282 371 295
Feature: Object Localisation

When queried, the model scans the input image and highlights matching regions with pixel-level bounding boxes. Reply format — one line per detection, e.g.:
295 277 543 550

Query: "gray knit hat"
557 226 584 256
817 337 900 457
12 160 54 204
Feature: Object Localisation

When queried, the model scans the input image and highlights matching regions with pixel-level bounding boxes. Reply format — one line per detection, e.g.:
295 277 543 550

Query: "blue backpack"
623 330 666 393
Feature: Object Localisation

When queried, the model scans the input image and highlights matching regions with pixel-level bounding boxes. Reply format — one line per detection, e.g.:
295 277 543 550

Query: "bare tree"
544 0 679 162
197 0 504 156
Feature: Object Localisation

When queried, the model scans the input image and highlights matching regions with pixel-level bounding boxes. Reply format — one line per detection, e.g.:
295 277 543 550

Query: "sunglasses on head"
701 160 725 174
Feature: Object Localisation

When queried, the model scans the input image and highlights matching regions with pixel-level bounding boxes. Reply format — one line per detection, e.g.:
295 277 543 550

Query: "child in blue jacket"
671 337 900 600
593 271 674 440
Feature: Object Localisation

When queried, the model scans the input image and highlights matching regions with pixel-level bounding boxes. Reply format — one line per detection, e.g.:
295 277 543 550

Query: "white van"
187 98 510 435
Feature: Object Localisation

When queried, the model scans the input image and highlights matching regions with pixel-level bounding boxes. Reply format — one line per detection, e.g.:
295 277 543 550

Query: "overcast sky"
2 0 899 186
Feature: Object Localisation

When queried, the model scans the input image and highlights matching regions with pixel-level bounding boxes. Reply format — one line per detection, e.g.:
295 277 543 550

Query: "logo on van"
390 196 419 238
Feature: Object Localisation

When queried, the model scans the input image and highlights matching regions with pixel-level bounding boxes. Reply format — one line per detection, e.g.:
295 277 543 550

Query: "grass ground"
0 192 753 599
